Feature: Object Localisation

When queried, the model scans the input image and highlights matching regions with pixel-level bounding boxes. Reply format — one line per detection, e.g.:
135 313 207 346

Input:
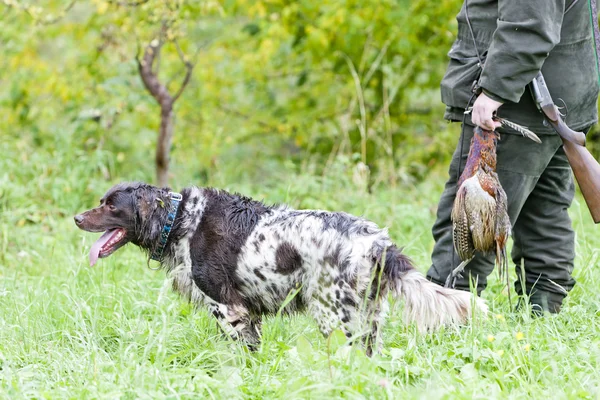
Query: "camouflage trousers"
426 122 584 313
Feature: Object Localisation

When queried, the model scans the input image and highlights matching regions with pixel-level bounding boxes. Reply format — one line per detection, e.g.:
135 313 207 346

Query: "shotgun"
530 72 600 223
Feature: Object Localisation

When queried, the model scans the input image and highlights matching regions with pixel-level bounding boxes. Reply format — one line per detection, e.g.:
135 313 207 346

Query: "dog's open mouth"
89 228 127 266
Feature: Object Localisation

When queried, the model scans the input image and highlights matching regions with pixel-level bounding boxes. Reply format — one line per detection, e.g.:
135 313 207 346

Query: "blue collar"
150 192 182 261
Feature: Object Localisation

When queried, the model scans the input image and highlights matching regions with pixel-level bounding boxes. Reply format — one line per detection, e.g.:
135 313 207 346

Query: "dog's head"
74 182 169 266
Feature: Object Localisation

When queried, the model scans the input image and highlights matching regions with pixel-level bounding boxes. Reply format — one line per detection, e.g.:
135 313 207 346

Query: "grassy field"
1 138 600 399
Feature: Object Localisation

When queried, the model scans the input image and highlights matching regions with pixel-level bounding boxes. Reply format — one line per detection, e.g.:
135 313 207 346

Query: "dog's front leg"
206 301 262 350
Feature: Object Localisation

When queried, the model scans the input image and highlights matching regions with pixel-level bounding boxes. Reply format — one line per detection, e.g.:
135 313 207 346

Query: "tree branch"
172 65 193 103
136 39 172 108
134 26 195 187
107 0 149 6
43 0 77 24
6 0 77 25
153 21 169 76
172 39 194 103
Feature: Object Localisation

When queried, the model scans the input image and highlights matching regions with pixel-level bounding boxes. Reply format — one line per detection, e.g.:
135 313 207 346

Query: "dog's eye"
108 204 117 212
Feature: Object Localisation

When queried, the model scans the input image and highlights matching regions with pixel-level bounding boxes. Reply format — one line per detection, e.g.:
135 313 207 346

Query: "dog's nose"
74 214 84 225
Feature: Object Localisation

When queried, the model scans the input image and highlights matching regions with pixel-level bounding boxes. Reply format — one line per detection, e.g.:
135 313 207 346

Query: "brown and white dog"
74 182 487 354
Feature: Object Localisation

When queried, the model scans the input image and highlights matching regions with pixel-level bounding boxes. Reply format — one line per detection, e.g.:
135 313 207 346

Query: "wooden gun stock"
531 72 600 223
554 127 600 224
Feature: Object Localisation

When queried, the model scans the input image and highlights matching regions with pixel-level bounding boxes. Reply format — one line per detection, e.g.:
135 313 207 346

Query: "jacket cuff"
479 66 525 103
481 88 509 104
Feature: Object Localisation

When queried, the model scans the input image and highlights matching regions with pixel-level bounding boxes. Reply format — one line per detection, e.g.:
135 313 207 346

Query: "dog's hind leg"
308 291 386 356
207 301 262 350
362 298 388 357
308 295 353 340
307 280 364 348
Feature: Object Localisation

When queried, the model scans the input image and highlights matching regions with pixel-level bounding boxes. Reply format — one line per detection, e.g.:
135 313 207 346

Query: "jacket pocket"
440 39 484 109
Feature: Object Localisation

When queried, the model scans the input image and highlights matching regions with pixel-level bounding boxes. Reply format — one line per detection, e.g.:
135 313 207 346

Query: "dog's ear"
135 187 159 219
134 186 171 219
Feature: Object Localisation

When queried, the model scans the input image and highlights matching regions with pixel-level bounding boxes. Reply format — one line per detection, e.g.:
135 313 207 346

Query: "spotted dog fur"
75 182 487 355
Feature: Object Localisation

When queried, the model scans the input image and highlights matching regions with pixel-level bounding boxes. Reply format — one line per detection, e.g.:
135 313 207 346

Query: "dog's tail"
382 246 488 332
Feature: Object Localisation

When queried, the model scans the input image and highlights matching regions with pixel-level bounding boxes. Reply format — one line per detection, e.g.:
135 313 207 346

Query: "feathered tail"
382 247 488 332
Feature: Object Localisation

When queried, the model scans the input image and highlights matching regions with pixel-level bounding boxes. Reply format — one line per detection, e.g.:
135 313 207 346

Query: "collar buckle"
169 192 183 202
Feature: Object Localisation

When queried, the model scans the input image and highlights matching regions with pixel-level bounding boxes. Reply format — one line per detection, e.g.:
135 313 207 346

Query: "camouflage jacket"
441 0 600 134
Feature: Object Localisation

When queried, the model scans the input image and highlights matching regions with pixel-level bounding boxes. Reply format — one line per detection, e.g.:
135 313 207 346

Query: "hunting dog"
74 182 487 354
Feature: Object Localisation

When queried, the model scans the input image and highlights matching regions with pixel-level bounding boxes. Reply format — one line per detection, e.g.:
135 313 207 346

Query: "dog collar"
150 191 182 261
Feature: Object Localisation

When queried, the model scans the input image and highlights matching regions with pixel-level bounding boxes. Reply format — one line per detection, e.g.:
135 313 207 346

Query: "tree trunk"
137 28 193 187
156 103 174 187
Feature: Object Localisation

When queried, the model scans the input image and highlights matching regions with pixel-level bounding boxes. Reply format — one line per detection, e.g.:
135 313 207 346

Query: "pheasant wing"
451 186 475 262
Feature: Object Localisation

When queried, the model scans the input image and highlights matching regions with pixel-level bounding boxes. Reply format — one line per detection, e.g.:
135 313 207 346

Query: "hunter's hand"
471 92 503 131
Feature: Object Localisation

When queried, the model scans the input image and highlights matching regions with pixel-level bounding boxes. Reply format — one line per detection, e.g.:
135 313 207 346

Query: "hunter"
427 0 600 313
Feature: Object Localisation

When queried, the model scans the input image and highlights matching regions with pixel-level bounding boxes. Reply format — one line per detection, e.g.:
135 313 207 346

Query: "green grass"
1 139 600 399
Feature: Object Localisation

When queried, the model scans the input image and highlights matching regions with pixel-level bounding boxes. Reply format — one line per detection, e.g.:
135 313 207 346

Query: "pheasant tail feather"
495 117 542 144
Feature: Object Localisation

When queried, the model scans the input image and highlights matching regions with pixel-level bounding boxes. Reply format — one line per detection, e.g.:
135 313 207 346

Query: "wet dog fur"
75 182 487 354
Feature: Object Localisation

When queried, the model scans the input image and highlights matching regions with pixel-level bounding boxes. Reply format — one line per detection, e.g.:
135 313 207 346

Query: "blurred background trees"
4 0 593 191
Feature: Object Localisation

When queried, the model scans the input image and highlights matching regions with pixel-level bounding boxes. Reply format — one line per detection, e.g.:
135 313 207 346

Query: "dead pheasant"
445 124 540 295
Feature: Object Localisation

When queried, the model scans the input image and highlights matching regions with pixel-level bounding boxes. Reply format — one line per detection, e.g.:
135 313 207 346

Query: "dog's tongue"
89 229 116 267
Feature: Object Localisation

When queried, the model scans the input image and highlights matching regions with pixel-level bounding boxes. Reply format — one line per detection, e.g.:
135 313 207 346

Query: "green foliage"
210 0 464 179
1 0 465 187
